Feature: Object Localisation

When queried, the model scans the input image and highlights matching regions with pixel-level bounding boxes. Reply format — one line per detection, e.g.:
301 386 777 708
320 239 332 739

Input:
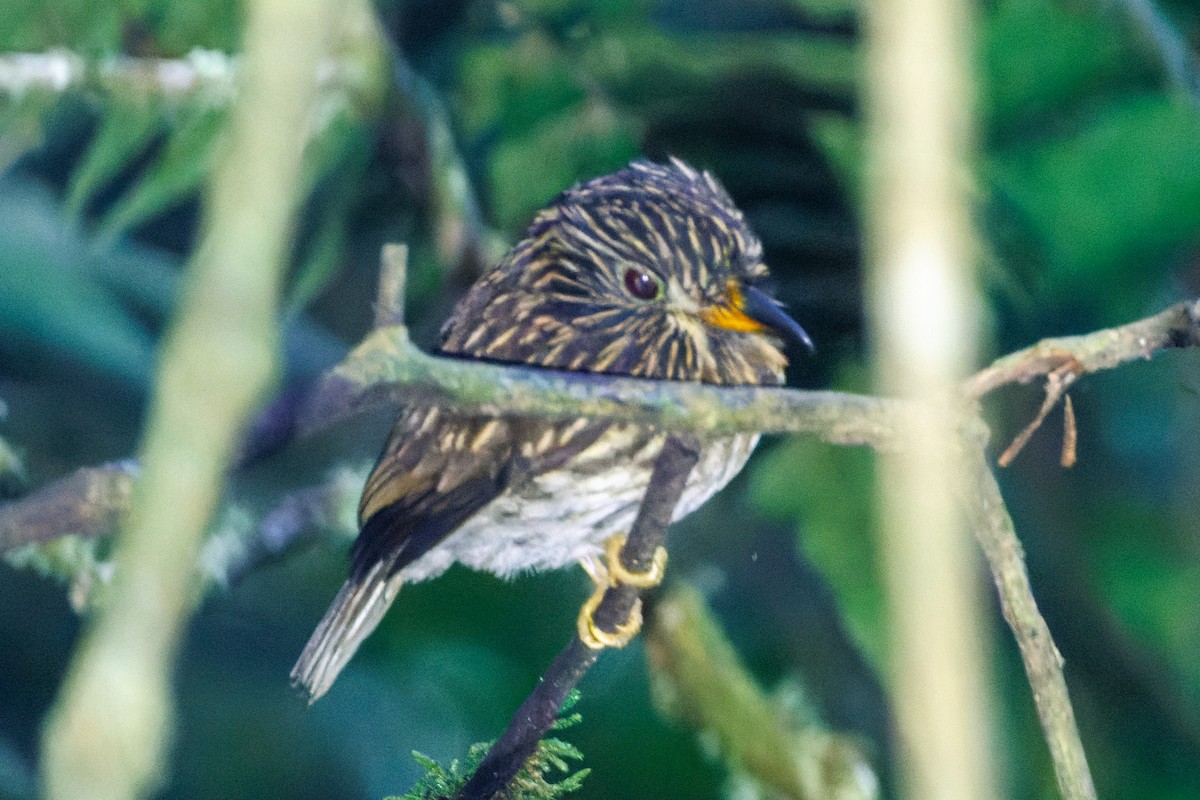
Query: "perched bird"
292 158 812 701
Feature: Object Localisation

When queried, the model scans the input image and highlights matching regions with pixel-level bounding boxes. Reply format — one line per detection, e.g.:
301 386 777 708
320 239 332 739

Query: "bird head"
440 158 813 386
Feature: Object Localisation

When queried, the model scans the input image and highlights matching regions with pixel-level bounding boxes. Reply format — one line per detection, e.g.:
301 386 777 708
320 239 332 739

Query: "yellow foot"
577 584 643 649
575 533 669 650
605 533 668 589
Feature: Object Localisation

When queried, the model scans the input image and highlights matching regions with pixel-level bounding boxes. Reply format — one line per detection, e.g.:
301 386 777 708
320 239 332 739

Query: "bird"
291 157 813 701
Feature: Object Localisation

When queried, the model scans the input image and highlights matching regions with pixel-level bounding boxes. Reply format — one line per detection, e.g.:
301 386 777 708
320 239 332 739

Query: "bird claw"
605 533 668 589
577 585 644 650
575 533 668 649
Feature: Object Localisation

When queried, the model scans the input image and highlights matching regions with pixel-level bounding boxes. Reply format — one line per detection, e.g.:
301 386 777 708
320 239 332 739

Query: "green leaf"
0 435 29 498
390 691 588 800
0 93 57 174
0 184 155 385
144 0 243 54
94 102 226 242
980 0 1136 127
489 106 640 231
0 0 125 53
65 97 165 217
2 0 242 54
1091 498 1200 699
458 36 587 139
4 535 112 611
580 30 858 109
808 111 863 203
989 95 1200 315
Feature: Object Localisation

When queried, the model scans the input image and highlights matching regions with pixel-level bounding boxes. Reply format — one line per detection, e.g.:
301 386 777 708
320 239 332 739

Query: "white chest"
399 427 760 582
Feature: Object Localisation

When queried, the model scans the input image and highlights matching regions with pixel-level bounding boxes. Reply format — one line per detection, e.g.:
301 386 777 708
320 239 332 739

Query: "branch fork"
996 361 1080 467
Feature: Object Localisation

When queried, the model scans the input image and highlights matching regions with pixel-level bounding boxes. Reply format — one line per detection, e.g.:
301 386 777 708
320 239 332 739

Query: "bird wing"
350 406 608 582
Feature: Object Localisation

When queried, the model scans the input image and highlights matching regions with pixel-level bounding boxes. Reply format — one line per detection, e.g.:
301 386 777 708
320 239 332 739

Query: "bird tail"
291 561 400 703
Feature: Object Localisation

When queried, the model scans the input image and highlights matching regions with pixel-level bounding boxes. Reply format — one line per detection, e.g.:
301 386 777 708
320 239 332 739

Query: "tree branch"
962 445 1097 800
0 45 380 111
0 462 136 552
298 325 901 445
9 297 1197 556
0 49 233 102
968 298 1200 467
453 435 702 800
964 298 1200 398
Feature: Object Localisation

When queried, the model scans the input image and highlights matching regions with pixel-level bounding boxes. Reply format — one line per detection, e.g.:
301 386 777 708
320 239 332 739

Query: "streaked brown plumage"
292 158 812 701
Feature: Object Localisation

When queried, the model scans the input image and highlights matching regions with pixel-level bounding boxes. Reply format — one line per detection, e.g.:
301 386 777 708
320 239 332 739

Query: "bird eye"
623 267 662 301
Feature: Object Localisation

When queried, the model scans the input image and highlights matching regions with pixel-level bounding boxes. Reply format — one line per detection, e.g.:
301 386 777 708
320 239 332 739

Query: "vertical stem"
864 0 996 798
964 449 1097 800
39 0 339 797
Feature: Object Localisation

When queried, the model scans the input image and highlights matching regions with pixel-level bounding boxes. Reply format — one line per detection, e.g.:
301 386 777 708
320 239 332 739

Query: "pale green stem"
38 0 339 797
646 585 878 800
865 0 997 799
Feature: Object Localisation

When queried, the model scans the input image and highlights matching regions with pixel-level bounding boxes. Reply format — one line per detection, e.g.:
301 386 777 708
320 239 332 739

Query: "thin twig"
454 435 701 800
996 367 1078 467
1061 394 1078 468
971 299 1200 473
385 43 503 275
963 444 1098 800
374 243 408 328
963 299 1200 398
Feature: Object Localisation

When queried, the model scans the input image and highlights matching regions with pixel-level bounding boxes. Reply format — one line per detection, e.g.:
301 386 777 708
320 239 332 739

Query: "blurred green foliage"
2 0 1200 799
2 0 243 55
392 693 589 800
979 0 1200 324
750 419 886 671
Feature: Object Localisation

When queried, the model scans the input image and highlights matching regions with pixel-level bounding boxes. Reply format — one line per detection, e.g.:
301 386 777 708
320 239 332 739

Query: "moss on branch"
302 325 902 447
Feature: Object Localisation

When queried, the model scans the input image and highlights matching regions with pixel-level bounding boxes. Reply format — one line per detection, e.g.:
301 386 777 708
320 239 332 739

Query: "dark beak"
741 284 815 354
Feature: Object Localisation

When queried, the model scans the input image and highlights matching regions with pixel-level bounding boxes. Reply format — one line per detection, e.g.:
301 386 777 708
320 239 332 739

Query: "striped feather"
293 158 797 700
